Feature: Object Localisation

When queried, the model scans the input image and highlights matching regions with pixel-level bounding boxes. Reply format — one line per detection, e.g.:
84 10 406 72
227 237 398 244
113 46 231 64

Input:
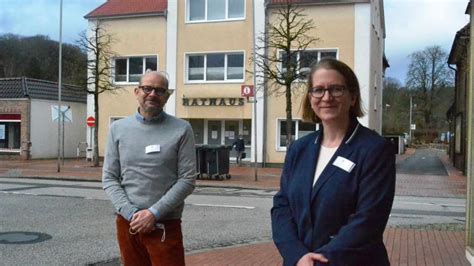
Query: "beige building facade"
86 0 387 164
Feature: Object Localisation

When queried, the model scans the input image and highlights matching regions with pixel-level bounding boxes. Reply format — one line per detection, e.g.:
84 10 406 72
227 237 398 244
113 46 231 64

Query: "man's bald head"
139 71 169 90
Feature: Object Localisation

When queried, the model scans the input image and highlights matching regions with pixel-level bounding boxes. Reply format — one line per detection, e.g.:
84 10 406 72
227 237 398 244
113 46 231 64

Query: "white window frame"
279 48 339 82
184 51 245 84
112 55 159 85
186 0 246 23
276 118 319 151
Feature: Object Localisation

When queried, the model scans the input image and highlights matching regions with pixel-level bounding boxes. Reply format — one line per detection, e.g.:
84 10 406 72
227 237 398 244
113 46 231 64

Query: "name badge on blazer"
333 156 355 173
145 145 161 154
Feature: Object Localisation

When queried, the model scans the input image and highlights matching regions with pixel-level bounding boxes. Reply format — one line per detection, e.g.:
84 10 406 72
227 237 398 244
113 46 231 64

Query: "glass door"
207 121 221 145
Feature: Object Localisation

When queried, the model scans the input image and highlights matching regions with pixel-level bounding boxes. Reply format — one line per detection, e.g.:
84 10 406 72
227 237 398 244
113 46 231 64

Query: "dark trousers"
236 150 243 166
116 215 185 266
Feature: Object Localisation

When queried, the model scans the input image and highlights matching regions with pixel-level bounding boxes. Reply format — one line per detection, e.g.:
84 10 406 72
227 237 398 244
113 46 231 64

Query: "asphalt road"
396 148 448 175
0 179 273 265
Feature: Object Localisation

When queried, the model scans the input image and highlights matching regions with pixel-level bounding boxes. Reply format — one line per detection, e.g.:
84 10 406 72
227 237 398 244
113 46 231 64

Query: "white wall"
354 3 371 129
30 99 87 158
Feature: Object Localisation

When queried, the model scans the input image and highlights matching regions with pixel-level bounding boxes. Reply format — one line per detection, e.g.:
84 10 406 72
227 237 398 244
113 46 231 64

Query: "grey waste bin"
203 145 231 180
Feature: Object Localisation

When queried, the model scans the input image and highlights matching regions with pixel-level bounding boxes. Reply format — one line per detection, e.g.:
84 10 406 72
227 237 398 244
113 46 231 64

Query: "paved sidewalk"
186 228 469 266
0 148 470 265
0 159 283 190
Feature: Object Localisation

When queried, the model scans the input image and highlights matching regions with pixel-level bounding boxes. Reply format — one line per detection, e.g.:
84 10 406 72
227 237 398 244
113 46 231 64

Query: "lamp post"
57 0 63 172
409 95 413 141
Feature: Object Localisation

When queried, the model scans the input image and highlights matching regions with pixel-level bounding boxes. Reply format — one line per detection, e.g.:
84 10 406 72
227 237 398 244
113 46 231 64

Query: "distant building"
448 0 474 263
0 77 87 159
85 0 388 165
448 23 470 174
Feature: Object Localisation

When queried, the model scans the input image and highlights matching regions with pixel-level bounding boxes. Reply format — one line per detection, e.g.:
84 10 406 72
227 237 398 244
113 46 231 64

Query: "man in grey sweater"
102 71 196 266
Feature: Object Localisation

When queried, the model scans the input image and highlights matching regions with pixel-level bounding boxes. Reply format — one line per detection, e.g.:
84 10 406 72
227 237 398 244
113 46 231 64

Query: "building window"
0 122 21 150
186 52 244 82
277 119 318 150
280 50 337 80
187 0 245 22
113 56 157 83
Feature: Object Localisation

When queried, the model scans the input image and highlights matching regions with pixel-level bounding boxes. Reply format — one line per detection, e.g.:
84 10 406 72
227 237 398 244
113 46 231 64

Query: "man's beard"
142 101 162 114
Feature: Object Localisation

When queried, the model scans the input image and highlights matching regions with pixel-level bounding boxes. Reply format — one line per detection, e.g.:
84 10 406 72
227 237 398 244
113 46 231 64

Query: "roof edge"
84 1 109 19
448 23 470 64
0 77 83 90
85 11 166 20
267 0 370 7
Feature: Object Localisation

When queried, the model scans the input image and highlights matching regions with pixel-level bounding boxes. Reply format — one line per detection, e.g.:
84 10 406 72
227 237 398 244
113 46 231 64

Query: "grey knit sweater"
102 111 196 221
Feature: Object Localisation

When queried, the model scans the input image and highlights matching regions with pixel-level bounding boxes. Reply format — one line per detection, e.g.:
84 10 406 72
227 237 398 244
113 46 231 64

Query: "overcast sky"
0 0 470 85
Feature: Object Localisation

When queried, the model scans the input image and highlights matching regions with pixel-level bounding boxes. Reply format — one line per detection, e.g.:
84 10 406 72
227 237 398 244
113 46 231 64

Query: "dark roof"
448 23 470 64
0 77 87 103
85 0 167 19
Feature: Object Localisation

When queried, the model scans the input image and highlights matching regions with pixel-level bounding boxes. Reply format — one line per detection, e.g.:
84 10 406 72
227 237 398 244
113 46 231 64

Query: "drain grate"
0 231 52 244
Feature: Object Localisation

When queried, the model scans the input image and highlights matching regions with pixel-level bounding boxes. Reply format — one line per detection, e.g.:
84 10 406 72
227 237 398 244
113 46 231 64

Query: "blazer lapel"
300 131 321 204
310 119 361 202
310 144 355 201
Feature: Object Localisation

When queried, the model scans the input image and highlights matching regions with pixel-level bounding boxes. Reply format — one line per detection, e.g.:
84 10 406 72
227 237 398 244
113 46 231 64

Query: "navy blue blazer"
271 118 395 266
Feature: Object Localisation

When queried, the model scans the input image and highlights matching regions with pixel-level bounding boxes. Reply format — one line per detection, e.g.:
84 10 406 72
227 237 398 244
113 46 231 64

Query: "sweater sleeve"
149 123 196 219
102 123 138 221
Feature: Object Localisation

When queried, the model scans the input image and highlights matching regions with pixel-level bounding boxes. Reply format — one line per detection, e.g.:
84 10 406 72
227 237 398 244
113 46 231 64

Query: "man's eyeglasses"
308 85 346 98
138 86 168 96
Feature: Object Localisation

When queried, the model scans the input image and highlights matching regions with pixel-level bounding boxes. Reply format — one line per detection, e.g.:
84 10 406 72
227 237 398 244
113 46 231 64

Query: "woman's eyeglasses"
308 85 346 98
138 86 168 96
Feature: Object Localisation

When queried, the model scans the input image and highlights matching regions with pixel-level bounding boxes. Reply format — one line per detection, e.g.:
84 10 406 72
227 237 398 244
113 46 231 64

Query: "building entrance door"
207 121 221 145
224 120 239 146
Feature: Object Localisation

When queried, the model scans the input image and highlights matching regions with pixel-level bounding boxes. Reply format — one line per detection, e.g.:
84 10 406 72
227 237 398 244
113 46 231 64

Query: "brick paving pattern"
186 229 469 266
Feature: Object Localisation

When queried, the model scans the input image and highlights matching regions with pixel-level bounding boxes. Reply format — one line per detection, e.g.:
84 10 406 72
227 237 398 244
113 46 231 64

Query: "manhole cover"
0 232 52 244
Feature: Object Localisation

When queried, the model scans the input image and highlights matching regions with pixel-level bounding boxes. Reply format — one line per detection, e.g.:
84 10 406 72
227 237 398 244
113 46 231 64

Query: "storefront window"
187 119 204 144
0 122 21 150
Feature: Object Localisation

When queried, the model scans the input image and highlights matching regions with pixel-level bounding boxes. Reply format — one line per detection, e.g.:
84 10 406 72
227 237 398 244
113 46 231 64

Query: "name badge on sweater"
145 145 161 154
333 156 355 173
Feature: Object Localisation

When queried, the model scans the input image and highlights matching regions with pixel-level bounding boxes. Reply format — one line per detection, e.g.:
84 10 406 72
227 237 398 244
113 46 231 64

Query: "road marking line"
190 203 255 209
397 201 465 207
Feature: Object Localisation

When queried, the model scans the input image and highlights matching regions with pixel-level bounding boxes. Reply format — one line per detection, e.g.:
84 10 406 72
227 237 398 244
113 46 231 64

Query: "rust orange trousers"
116 215 185 266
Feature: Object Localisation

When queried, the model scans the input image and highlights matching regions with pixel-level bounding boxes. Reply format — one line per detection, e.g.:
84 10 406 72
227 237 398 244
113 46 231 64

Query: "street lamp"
409 96 417 144
57 0 63 172
409 95 412 141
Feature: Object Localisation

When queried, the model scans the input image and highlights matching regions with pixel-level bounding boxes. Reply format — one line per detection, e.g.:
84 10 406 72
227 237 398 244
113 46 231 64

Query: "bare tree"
252 1 318 148
382 77 410 134
77 20 119 167
406 45 453 141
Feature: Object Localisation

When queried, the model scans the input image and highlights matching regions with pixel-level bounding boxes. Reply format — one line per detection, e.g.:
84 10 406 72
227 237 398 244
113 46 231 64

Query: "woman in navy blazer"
271 58 395 266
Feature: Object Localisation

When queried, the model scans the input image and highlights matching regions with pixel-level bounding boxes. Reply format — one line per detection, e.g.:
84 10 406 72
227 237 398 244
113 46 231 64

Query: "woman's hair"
301 58 365 123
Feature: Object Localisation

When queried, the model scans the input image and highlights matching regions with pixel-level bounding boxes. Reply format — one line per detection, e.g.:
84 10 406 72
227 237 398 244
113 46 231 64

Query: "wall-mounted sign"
182 97 245 107
241 85 254 97
51 105 73 122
